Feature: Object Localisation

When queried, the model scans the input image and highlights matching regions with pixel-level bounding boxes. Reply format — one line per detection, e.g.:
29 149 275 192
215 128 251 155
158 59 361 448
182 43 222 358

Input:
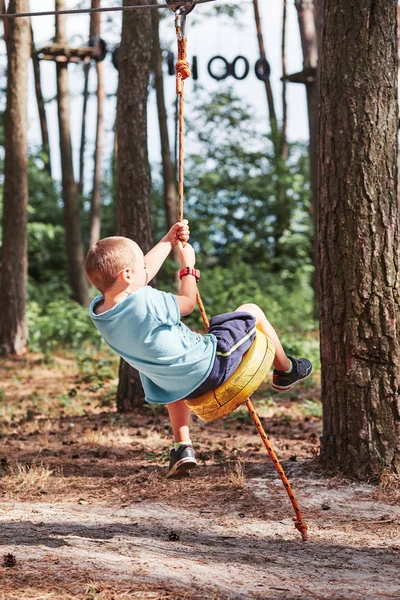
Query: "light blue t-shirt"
89 287 216 404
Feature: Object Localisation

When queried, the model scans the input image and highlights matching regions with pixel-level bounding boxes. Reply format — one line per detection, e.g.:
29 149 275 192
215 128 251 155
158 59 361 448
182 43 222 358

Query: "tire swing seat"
185 330 276 422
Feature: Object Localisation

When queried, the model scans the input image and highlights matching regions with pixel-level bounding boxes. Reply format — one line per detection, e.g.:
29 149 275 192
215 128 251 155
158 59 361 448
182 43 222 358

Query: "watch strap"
179 267 200 282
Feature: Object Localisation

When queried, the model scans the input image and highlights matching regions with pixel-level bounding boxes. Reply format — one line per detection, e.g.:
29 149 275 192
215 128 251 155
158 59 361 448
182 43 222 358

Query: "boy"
85 222 312 478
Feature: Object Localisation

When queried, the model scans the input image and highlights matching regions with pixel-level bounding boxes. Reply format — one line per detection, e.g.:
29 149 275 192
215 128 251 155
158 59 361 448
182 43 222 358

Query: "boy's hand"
177 241 195 268
166 220 190 247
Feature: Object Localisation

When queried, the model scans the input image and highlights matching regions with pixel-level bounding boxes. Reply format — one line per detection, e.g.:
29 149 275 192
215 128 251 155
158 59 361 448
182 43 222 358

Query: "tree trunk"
0 0 30 356
314 0 324 61
0 0 10 41
294 0 318 222
151 5 177 233
318 0 400 477
31 25 51 175
280 0 288 159
252 0 279 153
78 60 90 195
397 5 400 208
116 0 153 411
89 0 104 246
55 0 89 306
252 0 288 260
294 0 319 311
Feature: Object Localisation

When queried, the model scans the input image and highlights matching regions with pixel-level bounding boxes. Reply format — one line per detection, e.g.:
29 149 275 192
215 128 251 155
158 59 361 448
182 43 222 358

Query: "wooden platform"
37 42 97 64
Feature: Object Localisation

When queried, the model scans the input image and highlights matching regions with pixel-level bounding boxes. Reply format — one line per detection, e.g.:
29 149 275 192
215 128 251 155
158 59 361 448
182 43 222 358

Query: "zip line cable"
0 0 215 19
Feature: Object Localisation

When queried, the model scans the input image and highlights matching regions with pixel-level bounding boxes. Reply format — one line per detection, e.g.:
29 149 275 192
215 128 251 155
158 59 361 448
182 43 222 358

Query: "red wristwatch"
179 267 200 282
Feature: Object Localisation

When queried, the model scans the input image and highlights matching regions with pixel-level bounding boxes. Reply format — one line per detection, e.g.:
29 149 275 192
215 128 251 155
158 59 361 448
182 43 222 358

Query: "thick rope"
246 399 308 540
174 18 308 542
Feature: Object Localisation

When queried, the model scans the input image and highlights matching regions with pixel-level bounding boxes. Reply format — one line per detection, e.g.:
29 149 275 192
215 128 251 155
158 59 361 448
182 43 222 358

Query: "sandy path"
1 467 399 600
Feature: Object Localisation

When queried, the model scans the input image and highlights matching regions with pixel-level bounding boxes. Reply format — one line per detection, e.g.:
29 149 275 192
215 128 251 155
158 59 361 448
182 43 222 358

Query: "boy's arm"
144 221 189 283
175 242 197 316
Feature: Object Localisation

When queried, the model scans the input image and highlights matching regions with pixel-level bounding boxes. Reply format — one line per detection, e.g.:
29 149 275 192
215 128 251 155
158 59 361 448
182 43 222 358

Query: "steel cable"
0 0 215 19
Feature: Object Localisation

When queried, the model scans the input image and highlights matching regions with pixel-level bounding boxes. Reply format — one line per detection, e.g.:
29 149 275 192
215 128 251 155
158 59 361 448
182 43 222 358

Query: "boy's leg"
235 303 290 371
167 400 191 443
235 303 312 390
166 400 197 478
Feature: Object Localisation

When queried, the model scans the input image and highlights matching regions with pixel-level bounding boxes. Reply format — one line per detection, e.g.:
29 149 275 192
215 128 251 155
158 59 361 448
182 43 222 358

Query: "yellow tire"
185 330 275 422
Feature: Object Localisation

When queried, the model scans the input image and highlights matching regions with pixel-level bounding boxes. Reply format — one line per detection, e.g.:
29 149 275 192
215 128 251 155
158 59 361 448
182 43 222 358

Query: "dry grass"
2 463 54 491
227 457 245 488
379 469 400 489
82 428 113 448
84 581 195 600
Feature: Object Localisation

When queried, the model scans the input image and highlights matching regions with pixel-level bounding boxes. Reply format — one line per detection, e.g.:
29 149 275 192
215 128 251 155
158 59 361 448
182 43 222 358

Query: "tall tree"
116 0 153 411
252 0 290 262
55 0 89 306
89 0 105 246
318 0 400 477
294 0 318 221
151 5 177 234
252 0 278 152
0 0 31 355
294 0 319 309
78 58 90 195
31 25 51 175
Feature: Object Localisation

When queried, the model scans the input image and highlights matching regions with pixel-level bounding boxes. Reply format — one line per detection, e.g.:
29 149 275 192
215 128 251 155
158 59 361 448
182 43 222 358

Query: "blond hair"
85 236 138 293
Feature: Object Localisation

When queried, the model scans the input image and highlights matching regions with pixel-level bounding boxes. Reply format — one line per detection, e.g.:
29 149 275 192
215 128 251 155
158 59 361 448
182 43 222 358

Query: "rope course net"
0 0 215 19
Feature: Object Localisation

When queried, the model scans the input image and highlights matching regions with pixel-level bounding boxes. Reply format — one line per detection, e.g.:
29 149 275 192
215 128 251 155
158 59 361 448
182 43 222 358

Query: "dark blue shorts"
186 311 257 399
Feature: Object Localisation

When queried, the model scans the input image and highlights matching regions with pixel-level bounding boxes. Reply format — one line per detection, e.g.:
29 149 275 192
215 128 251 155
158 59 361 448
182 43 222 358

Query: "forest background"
0 0 318 367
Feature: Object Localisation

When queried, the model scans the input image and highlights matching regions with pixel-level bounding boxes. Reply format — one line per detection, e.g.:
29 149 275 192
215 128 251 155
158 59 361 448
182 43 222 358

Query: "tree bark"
89 0 104 246
280 0 288 159
252 0 279 153
151 5 177 234
0 0 10 43
31 25 51 175
397 5 400 208
318 0 400 477
294 0 319 310
294 0 318 221
116 0 153 411
78 60 90 195
55 0 89 306
0 0 30 356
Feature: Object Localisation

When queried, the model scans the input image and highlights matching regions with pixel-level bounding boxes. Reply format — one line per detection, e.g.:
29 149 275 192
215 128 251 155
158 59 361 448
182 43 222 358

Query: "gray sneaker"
272 356 312 391
167 444 197 479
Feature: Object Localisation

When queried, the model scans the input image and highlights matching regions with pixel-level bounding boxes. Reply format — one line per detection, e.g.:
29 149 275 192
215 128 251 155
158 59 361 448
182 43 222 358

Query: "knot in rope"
176 36 190 94
176 58 191 81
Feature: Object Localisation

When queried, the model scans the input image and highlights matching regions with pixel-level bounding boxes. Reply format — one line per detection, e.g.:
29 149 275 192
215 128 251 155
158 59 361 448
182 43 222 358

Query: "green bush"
27 299 102 353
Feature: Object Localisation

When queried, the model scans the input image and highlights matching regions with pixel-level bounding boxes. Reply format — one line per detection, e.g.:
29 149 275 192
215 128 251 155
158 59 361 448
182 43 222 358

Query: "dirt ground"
0 351 399 600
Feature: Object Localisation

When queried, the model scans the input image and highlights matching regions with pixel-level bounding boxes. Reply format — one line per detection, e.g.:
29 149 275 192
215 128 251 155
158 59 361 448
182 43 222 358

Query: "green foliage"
28 156 62 225
27 299 102 353
185 89 312 280
28 223 67 283
298 400 323 418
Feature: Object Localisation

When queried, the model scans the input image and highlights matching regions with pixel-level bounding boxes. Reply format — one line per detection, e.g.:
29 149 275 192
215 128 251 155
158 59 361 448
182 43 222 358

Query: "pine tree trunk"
252 0 279 152
151 5 177 233
0 0 10 41
55 0 89 306
318 0 400 477
78 60 90 195
295 0 319 310
294 0 318 222
89 0 104 247
89 60 104 246
31 25 51 175
0 0 30 356
116 0 153 411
